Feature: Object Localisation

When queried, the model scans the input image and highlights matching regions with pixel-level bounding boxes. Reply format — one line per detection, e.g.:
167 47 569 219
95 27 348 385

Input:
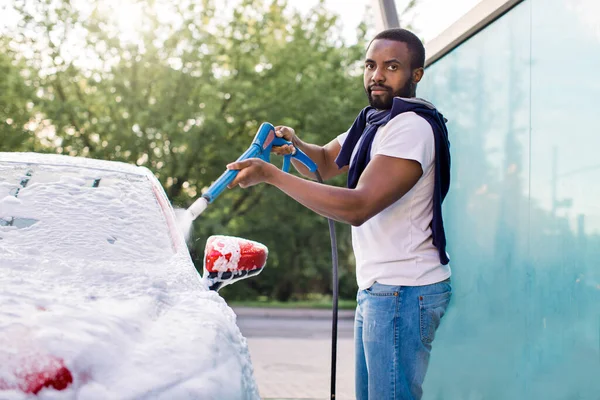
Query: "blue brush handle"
202 122 318 204
288 148 318 173
271 137 318 173
202 144 262 203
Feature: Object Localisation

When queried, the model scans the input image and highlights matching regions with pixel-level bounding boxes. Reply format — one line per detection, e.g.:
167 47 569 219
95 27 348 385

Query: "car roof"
0 152 150 177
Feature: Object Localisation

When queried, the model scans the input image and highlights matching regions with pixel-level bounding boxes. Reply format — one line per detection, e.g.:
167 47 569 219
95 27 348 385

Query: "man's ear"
413 67 424 83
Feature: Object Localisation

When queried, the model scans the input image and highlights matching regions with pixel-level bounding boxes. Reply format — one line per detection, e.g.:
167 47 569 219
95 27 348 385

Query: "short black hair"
370 28 425 70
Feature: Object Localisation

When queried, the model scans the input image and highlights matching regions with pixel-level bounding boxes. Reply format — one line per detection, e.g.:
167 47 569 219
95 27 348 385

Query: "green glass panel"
419 0 599 398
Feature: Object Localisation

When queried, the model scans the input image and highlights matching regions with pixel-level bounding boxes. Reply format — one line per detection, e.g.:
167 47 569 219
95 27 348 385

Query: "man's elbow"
344 196 375 226
347 212 370 227
349 218 364 227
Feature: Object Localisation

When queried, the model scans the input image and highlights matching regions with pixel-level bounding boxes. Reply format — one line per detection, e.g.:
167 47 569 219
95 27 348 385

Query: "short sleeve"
337 130 349 147
374 112 435 171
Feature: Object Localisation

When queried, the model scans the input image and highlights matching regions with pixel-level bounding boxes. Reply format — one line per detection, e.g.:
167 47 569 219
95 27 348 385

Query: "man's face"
363 39 422 110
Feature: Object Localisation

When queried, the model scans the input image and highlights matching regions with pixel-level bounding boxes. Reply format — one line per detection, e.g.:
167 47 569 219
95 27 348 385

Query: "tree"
4 0 374 300
0 38 38 151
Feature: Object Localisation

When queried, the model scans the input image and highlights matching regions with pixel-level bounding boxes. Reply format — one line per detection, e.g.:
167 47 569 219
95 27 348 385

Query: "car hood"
0 254 259 399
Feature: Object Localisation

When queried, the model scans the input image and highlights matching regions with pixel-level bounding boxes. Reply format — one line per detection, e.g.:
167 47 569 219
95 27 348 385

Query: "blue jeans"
354 279 452 400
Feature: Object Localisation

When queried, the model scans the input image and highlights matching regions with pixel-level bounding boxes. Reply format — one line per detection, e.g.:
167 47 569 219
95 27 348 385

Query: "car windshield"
0 162 174 263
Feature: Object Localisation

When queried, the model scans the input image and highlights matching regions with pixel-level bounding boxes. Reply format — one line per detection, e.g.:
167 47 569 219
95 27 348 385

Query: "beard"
365 79 414 110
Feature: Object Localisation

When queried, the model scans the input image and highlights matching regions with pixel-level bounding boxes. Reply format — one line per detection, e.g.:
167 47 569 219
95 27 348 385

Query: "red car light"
0 354 73 394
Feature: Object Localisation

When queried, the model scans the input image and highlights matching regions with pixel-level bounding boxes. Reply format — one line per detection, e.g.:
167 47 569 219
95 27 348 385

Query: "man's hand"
226 158 278 189
272 126 296 156
270 125 347 181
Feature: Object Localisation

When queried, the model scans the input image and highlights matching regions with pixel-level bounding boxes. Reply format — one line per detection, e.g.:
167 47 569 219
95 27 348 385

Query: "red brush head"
203 235 268 291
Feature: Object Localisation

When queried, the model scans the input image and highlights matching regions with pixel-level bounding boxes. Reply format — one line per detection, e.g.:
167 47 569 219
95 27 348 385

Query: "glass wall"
419 0 600 398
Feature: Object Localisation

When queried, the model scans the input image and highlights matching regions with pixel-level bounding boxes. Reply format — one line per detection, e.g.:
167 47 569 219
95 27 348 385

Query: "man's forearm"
227 154 420 226
290 136 345 181
268 168 366 226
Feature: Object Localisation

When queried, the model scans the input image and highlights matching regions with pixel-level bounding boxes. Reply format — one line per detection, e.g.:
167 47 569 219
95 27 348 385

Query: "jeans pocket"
419 291 451 345
365 282 400 297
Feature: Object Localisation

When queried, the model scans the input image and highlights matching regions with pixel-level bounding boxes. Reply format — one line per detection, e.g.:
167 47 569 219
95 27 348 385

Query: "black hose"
314 170 339 400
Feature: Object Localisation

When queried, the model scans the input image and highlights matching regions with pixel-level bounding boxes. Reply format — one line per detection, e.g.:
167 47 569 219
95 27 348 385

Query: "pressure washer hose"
314 170 339 400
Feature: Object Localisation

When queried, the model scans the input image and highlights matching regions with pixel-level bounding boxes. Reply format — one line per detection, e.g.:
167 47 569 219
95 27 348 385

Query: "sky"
0 0 486 74
288 0 484 43
0 0 484 45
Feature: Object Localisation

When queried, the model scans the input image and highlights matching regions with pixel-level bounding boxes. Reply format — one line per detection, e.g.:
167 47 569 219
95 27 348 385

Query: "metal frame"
371 0 401 31
424 0 525 67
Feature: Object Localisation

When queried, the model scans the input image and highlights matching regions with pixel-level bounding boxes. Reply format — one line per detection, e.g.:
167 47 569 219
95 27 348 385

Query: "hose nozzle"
188 197 209 220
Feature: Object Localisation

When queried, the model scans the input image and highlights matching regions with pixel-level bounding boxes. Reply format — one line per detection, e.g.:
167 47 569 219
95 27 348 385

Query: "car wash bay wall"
419 0 600 398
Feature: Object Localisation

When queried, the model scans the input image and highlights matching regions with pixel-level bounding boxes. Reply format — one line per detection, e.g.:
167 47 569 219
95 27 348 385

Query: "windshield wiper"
1 169 38 229
12 168 33 197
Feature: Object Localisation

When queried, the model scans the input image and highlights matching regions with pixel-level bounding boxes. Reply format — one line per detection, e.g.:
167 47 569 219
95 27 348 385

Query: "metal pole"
371 0 400 31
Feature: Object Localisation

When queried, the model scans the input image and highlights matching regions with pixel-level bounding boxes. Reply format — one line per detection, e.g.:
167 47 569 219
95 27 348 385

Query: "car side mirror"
201 235 268 291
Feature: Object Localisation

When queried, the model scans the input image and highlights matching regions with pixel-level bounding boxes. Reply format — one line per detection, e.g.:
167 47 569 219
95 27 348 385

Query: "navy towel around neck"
335 97 451 265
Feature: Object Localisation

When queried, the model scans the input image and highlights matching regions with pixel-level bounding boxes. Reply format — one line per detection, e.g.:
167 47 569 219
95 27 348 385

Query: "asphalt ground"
233 307 356 400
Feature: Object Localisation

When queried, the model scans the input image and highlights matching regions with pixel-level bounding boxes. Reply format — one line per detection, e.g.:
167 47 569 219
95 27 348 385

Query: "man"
227 28 452 400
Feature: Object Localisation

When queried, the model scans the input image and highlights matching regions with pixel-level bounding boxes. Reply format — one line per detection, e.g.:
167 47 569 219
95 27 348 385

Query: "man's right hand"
270 125 347 181
272 126 296 156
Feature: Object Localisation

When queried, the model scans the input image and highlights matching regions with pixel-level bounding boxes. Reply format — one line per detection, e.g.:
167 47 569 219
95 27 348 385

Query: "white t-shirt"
337 111 451 290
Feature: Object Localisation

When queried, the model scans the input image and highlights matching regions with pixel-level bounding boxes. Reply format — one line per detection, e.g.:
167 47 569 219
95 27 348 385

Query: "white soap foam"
0 155 259 399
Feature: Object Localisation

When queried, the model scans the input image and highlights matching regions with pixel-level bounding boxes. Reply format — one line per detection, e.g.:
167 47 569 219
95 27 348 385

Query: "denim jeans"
354 278 452 400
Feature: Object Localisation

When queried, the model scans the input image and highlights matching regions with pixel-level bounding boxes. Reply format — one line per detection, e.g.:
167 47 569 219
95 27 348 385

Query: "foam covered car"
0 152 261 399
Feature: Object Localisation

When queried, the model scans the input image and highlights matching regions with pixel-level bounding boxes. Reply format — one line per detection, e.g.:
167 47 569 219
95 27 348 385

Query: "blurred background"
0 0 479 305
2 0 600 398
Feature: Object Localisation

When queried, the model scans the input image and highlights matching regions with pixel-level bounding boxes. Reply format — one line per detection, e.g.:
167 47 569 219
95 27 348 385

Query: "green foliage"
0 39 37 151
2 0 380 301
229 294 357 310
